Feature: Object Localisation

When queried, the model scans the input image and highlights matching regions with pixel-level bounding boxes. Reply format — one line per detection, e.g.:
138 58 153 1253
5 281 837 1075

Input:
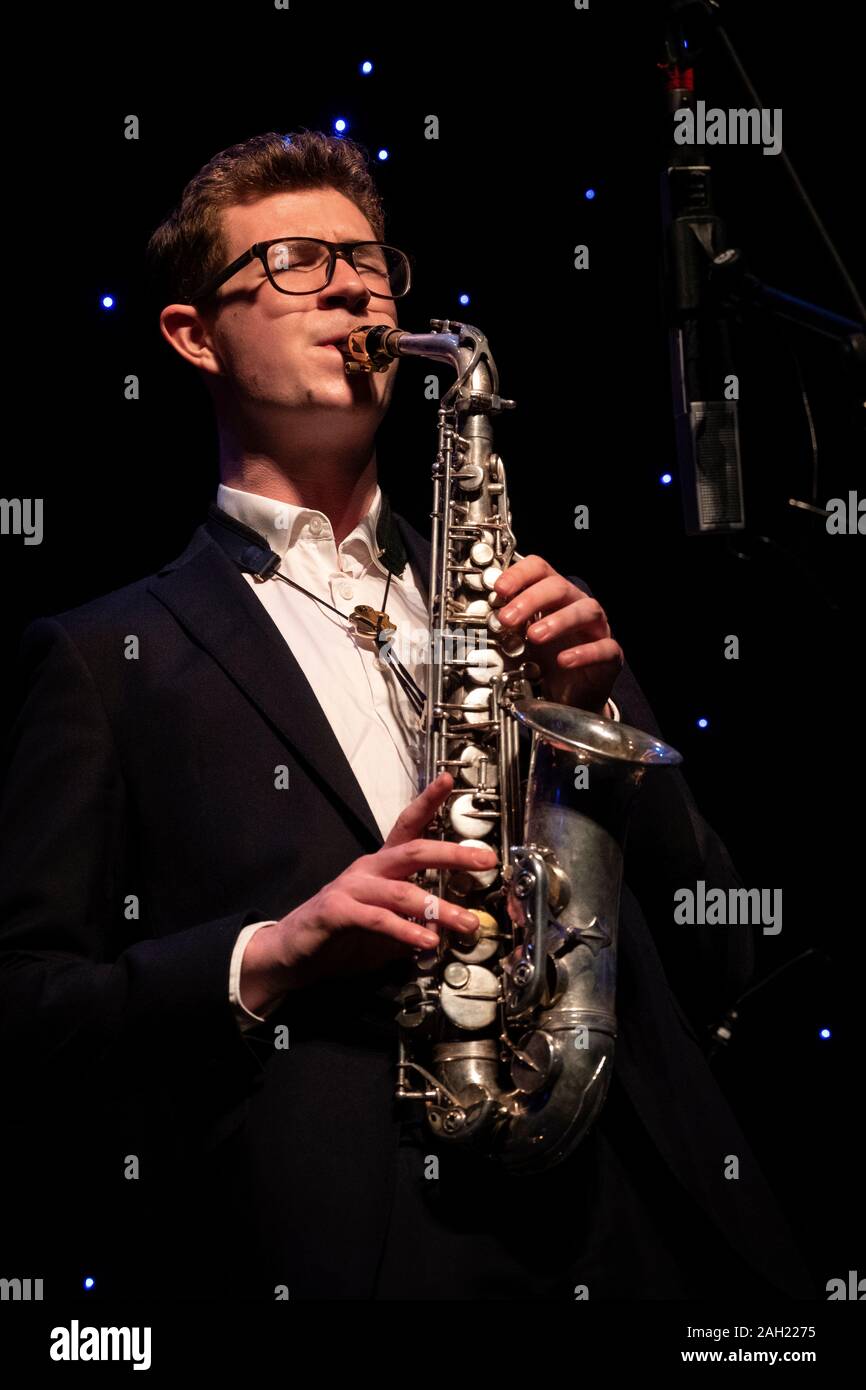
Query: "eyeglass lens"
266 240 409 296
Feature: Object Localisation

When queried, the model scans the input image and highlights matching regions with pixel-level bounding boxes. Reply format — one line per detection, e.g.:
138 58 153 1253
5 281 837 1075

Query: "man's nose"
318 252 371 308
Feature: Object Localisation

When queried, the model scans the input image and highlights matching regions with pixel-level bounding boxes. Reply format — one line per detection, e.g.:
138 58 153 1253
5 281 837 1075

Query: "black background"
2 0 863 1297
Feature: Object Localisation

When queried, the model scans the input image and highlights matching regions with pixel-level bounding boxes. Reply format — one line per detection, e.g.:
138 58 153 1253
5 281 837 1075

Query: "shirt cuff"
229 919 279 1032
605 697 621 722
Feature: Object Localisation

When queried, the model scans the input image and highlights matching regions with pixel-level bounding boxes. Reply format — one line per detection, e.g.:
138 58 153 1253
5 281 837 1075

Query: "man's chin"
305 374 383 409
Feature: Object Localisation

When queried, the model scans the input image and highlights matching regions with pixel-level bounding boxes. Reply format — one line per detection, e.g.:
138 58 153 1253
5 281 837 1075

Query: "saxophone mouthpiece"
342 324 404 374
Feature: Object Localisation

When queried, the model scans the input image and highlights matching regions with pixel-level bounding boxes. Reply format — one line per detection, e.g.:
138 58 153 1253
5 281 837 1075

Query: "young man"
0 131 814 1300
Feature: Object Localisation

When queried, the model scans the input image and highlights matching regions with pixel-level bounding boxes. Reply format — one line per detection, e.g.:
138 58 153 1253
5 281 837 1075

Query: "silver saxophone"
342 319 683 1174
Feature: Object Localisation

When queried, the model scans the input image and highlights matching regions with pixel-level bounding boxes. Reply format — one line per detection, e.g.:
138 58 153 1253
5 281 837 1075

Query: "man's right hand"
238 772 497 1011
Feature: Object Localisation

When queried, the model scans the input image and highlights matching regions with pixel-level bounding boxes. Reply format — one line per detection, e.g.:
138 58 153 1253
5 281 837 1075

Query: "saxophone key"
440 963 499 1030
464 647 505 685
448 792 497 840
448 837 500 893
459 687 492 725
469 540 495 568
457 742 499 788
464 598 491 619
449 909 500 965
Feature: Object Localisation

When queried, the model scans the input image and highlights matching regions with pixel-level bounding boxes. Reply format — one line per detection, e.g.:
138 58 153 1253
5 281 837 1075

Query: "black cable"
270 568 427 714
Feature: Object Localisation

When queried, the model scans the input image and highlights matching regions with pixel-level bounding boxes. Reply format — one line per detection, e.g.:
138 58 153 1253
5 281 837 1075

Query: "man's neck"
220 445 379 547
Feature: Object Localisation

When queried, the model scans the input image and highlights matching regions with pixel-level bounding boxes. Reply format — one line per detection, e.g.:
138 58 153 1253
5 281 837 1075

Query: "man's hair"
146 129 387 308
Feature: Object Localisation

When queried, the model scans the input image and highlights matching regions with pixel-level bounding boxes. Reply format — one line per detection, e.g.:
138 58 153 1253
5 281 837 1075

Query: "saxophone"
342 320 683 1174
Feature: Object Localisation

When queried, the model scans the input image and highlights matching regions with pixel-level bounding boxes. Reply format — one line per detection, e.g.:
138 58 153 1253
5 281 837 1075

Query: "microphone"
659 12 746 535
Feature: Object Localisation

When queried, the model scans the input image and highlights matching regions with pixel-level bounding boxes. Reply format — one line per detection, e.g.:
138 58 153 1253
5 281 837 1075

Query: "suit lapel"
147 509 432 853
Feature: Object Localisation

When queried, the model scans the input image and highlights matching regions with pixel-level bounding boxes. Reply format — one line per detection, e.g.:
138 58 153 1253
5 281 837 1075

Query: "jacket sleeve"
0 616 267 1125
565 577 756 1031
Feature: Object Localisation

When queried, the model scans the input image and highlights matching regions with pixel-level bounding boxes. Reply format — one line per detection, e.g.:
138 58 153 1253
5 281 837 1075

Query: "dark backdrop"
2 0 863 1292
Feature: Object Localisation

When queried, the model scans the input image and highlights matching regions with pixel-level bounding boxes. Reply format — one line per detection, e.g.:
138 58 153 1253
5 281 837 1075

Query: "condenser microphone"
659 14 746 535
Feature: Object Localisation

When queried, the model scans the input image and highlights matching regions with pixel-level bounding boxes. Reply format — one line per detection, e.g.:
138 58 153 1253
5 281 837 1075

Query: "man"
0 130 813 1300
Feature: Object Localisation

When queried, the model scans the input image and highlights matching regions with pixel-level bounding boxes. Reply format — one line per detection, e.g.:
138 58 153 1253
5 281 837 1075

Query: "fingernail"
420 930 439 946
473 849 497 864
460 911 479 928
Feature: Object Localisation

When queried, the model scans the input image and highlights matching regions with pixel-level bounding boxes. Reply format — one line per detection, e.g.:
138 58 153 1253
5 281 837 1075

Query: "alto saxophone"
342 320 682 1174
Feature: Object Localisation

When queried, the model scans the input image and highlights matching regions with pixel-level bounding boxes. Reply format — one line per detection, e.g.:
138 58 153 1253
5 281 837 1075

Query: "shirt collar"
215 482 396 579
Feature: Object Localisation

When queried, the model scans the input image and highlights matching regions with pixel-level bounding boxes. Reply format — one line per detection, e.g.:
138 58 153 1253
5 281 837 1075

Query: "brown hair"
146 129 387 307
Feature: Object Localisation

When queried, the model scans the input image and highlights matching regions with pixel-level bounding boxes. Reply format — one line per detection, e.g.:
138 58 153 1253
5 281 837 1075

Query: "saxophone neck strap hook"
204 499 425 718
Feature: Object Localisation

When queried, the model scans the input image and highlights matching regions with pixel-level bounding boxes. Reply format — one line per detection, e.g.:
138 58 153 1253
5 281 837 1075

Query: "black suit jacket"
0 506 814 1299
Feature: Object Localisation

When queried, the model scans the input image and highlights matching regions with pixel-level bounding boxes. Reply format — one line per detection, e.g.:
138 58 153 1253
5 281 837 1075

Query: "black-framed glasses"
190 237 413 304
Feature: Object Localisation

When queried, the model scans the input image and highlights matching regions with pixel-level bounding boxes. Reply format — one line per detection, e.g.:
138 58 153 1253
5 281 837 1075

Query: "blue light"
584 188 596 200
819 1028 831 1039
101 295 114 310
459 293 470 306
84 1276 94 1290
697 717 708 729
360 60 373 74
377 148 389 161
683 39 689 50
334 118 347 134
660 472 672 485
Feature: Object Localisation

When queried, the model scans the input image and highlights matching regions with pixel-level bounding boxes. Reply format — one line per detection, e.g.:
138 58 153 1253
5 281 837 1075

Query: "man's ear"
159 303 225 377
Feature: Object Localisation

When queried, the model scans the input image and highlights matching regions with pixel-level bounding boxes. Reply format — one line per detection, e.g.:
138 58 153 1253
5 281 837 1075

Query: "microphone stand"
664 0 864 326
660 0 864 569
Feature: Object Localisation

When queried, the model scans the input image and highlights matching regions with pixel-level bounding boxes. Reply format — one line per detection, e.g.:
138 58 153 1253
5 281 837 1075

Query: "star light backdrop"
2 0 862 1295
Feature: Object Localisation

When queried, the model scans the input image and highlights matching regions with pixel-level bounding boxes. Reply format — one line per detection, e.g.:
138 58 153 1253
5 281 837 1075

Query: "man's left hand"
493 555 623 713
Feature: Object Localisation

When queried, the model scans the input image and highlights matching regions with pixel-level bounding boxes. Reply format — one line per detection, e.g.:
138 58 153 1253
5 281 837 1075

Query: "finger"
557 639 624 671
350 874 481 935
526 597 610 644
376 837 499 879
492 553 551 605
495 574 578 629
350 899 442 950
382 772 454 849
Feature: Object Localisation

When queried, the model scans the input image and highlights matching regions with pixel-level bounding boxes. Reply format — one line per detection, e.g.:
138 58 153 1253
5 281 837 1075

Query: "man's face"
199 187 400 420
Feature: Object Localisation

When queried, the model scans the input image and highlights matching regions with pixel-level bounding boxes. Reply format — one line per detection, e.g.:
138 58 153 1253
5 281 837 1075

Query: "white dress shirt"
218 481 429 1029
219 481 621 1030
